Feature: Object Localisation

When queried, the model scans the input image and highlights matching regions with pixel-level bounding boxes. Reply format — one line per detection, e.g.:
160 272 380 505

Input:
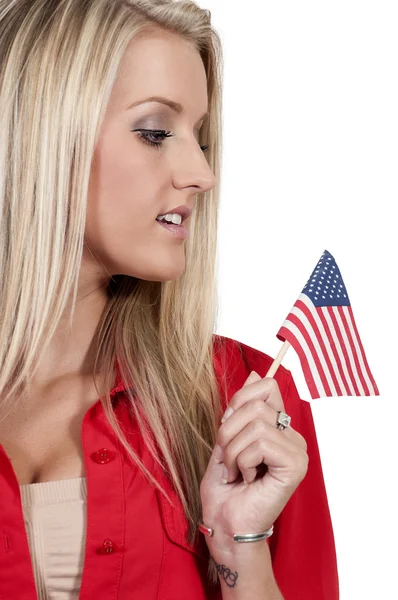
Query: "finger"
221 371 263 423
222 372 285 422
219 394 307 452
236 437 308 489
235 436 291 486
221 418 303 483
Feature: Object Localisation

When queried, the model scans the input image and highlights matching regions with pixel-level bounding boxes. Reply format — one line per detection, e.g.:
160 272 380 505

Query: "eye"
133 129 173 149
132 128 210 153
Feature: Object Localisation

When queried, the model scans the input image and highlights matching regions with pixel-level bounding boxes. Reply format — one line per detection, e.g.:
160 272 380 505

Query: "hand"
200 370 309 552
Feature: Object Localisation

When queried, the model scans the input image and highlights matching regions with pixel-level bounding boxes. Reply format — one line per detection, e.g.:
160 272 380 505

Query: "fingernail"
221 406 234 423
247 370 260 381
221 465 229 483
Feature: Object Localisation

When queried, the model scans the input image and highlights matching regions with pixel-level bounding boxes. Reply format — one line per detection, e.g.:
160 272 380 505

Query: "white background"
203 1 398 598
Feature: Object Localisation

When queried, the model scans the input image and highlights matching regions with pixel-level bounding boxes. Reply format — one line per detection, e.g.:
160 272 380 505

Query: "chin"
114 264 186 283
145 268 186 283
108 249 187 282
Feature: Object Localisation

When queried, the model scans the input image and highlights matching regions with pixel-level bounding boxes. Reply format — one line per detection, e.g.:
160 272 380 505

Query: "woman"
0 1 339 598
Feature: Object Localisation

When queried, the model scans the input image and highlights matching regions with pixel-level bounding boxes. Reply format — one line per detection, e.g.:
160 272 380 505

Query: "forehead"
111 27 209 116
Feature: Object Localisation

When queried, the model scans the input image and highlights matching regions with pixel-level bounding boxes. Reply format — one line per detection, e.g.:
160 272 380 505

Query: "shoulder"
212 334 300 413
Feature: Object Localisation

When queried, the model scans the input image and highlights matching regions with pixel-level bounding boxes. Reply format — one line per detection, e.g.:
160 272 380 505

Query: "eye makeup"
131 128 209 153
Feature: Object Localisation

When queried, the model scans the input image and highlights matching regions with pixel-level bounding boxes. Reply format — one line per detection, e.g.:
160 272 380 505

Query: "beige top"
19 477 87 600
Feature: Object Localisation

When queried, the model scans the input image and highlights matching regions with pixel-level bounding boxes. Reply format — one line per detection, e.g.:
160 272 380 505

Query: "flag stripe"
322 306 357 395
282 311 330 395
347 306 379 395
297 295 342 395
329 307 361 395
277 325 322 397
339 307 370 395
288 306 333 395
318 307 351 395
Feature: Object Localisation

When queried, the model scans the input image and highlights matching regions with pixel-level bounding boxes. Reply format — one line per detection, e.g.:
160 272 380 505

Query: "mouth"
156 205 193 224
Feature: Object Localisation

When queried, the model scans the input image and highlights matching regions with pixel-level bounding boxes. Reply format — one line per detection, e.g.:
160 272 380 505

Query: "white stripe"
290 297 337 395
333 307 365 395
281 319 326 397
320 308 356 396
299 294 348 395
341 306 376 395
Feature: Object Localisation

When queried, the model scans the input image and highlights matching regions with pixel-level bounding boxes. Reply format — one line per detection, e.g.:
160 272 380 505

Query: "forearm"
208 539 284 600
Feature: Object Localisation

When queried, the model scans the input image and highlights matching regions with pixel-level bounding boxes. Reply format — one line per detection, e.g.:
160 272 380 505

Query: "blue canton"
302 250 350 308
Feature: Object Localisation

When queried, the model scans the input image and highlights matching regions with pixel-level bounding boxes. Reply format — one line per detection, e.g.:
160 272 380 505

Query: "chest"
0 390 217 600
0 381 100 485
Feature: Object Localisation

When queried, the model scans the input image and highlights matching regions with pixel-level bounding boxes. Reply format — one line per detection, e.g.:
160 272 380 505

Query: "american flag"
277 250 379 399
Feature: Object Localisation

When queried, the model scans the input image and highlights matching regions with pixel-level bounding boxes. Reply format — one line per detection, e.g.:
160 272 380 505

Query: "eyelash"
132 128 210 153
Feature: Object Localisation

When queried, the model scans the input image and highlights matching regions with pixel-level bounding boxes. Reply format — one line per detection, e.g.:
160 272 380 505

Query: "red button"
96 539 120 555
91 448 116 464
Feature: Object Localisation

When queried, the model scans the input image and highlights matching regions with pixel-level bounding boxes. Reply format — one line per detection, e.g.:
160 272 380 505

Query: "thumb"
243 370 262 386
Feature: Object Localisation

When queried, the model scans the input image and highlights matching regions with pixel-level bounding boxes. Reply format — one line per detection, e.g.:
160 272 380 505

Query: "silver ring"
276 411 291 431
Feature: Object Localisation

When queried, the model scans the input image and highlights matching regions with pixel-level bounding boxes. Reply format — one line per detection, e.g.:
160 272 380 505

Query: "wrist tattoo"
211 557 238 588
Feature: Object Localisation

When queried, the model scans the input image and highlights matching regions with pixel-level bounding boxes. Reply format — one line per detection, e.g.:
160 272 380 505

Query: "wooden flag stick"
265 340 291 378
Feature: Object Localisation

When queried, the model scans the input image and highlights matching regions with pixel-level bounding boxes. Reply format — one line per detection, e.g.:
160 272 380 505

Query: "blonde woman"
0 1 339 599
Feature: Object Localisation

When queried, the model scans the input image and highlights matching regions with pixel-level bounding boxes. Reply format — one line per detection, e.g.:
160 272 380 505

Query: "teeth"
156 213 183 225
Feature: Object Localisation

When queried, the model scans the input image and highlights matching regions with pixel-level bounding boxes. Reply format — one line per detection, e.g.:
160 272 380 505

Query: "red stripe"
339 308 370 395
288 308 332 396
327 307 360 395
296 299 342 395
347 306 379 395
284 310 332 395
277 326 320 398
317 308 351 395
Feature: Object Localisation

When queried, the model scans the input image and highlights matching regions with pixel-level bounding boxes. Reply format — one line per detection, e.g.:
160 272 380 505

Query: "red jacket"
0 334 339 599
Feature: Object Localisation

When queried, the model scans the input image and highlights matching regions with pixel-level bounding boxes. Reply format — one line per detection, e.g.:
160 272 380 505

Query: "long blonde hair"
0 0 224 586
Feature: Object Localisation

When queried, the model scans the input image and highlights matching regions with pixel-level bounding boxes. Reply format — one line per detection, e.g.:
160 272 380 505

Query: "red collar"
111 356 126 396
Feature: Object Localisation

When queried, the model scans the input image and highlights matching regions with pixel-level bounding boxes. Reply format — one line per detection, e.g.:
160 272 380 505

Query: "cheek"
84 135 183 279
87 136 159 236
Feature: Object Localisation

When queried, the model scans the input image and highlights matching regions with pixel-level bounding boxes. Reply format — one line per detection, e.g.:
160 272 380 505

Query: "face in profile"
85 26 216 283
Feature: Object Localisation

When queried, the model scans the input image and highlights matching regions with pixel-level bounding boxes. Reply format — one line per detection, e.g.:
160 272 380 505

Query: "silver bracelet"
199 521 274 543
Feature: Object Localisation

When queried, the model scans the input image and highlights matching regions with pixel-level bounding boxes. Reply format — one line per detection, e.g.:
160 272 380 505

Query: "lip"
156 220 189 240
156 205 192 222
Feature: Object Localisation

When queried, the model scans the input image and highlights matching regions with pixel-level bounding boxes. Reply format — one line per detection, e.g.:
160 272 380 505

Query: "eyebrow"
127 96 209 123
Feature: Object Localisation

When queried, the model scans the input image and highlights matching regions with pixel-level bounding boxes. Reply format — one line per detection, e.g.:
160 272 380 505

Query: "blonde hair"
0 0 224 586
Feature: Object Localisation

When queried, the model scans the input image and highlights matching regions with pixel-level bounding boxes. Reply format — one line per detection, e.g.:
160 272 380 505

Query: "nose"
172 145 217 195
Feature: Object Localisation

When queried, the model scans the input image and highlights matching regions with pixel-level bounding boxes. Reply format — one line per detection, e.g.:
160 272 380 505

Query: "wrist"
199 519 274 558
207 539 278 596
204 529 271 560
